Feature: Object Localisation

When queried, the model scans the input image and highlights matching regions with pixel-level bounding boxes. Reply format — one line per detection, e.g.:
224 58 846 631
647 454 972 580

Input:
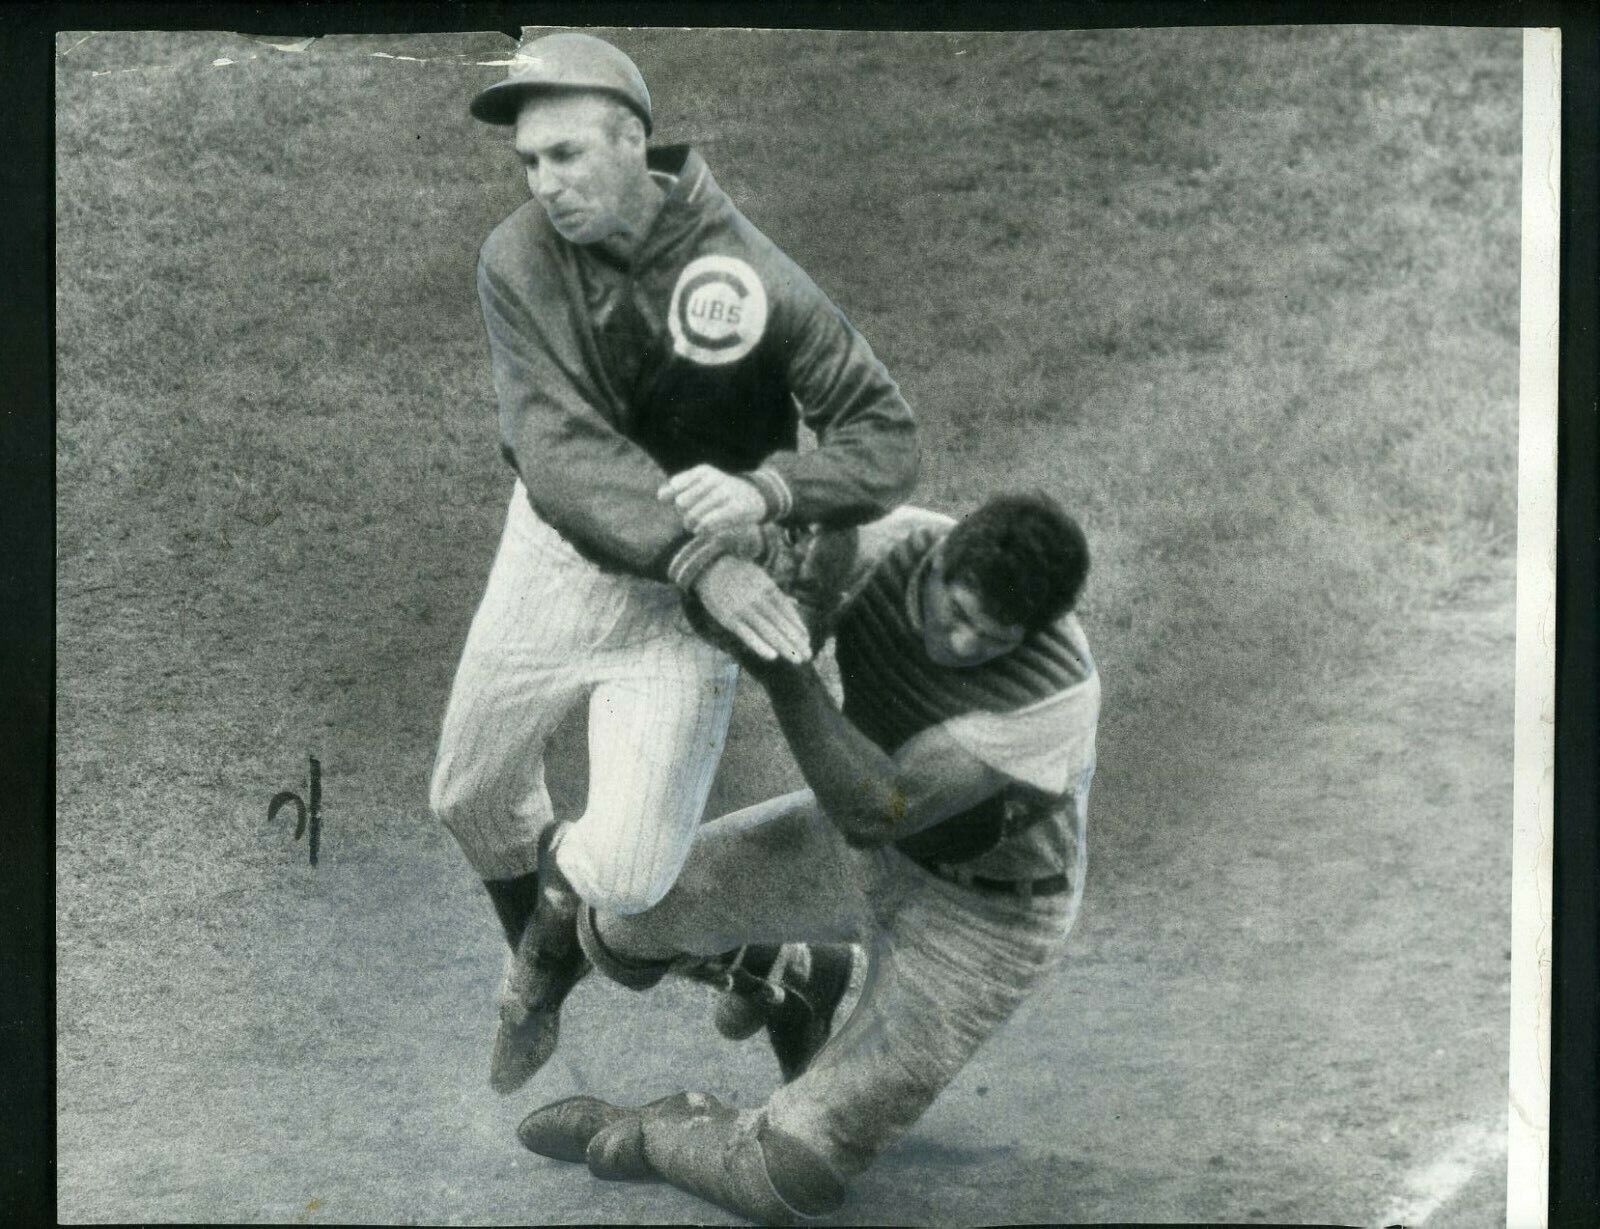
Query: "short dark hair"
940 493 1090 632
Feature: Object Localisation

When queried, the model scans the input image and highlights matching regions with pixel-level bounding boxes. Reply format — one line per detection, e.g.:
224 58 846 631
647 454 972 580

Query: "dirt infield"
56 25 1519 1225
53 576 1513 1225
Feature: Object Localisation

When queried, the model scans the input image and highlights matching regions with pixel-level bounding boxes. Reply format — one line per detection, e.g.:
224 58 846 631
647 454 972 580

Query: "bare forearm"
761 666 907 846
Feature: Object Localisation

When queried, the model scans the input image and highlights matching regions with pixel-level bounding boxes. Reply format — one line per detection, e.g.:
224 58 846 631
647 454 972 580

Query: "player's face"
920 553 1026 668
513 94 642 245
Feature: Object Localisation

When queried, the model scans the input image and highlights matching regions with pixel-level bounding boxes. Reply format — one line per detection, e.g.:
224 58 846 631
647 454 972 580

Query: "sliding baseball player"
516 493 1100 1222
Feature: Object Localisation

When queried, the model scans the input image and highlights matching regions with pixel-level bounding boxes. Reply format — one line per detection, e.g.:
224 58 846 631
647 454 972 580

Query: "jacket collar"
638 145 724 258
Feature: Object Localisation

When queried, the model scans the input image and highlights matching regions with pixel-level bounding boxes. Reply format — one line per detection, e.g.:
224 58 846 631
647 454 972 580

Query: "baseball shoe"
518 1094 666 1182
710 943 855 1083
517 1094 635 1163
489 827 588 1095
713 980 770 1041
525 1091 847 1222
708 944 791 1039
640 1092 845 1223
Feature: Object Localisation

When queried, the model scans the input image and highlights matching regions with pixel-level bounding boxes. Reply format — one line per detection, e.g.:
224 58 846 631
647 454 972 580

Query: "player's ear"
608 104 647 152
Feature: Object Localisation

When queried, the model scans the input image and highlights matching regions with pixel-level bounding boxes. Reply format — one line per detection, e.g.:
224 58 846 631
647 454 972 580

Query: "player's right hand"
690 556 812 666
658 465 769 534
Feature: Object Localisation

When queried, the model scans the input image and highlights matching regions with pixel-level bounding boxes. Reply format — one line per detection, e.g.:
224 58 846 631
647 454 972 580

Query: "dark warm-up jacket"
476 144 920 587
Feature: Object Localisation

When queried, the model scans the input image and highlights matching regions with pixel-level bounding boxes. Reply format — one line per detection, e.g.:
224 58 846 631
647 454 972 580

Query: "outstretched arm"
758 664 1008 847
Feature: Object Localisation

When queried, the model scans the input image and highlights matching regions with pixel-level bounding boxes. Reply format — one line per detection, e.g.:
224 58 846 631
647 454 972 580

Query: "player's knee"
558 831 682 916
428 754 483 839
581 878 670 918
428 762 453 823
427 756 458 824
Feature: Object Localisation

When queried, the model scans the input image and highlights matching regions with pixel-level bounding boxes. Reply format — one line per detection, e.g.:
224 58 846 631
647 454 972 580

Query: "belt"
917 860 1071 901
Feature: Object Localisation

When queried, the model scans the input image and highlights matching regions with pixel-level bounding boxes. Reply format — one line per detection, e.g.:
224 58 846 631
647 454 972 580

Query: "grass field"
56 25 1521 1225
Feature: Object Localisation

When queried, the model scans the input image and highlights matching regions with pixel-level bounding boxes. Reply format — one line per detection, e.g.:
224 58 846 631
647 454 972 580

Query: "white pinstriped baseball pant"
429 482 738 913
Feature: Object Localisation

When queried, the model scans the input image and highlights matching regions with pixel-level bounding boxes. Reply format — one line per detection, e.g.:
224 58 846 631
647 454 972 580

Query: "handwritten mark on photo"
268 755 323 866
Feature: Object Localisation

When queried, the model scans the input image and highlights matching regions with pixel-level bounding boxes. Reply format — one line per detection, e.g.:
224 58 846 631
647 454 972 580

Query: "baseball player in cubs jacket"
429 33 919 1095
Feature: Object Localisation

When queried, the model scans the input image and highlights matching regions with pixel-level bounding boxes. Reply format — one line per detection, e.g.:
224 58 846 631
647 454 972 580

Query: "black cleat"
708 944 854 1083
489 827 587 1094
765 944 853 1082
517 1095 633 1163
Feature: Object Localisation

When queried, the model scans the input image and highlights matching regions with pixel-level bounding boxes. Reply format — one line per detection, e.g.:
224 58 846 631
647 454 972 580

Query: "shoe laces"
718 943 817 1011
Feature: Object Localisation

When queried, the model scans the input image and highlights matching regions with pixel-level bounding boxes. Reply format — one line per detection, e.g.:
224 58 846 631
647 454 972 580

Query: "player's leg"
575 790 880 1084
429 486 624 944
521 843 1082 1219
761 870 1078 1180
527 882 1044 1226
520 795 888 1221
585 789 882 959
478 591 738 1094
532 896 1068 1218
549 629 739 916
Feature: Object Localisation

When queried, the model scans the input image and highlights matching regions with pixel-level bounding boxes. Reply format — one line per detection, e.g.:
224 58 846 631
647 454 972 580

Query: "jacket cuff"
714 524 784 567
646 530 696 583
744 465 795 522
753 523 787 569
667 534 733 592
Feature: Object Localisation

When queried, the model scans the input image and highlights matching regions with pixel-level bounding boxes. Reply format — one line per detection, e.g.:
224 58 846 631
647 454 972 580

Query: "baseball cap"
470 32 653 134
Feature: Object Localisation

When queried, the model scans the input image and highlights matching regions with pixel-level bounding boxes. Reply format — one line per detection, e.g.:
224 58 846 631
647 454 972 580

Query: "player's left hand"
685 556 812 673
683 593 803 680
658 465 768 533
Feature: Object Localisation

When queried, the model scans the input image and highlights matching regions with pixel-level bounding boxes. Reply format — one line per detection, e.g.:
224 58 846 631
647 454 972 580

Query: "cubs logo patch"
667 255 768 366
